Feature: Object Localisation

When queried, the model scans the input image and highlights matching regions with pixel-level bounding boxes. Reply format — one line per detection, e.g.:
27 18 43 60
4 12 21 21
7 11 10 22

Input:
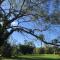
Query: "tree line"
0 41 60 58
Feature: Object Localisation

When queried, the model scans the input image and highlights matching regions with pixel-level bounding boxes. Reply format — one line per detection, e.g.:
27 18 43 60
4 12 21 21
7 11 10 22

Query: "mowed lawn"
1 54 60 60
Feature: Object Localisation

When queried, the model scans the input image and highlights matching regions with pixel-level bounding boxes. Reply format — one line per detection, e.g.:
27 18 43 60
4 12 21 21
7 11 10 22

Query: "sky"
1 0 60 47
9 16 60 47
9 23 60 47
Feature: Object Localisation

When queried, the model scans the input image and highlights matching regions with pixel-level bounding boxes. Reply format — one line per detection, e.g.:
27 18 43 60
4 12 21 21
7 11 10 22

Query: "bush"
39 48 45 54
19 45 35 54
46 47 54 54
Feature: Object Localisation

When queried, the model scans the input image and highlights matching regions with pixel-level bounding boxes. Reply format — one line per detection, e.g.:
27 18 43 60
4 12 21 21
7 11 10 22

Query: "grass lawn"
1 54 60 60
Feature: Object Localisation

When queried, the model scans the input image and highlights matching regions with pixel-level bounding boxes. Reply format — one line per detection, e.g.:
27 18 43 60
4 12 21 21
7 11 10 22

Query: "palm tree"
52 39 58 54
39 34 44 47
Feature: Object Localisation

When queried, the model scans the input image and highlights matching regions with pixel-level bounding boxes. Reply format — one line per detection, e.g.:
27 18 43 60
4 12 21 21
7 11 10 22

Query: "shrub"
19 45 35 54
39 48 45 54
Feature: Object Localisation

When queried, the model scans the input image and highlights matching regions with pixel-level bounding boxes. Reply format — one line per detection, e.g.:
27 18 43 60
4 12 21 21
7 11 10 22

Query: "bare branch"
9 26 60 46
0 0 5 5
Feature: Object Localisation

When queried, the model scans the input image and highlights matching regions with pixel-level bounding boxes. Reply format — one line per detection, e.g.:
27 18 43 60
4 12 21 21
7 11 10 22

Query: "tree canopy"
0 0 60 46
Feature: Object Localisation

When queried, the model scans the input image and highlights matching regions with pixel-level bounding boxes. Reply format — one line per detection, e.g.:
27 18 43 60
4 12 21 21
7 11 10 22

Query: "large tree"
0 0 60 46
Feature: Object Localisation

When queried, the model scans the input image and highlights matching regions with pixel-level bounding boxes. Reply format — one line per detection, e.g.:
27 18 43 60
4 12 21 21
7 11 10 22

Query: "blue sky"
8 24 60 47
2 0 60 47
9 16 60 47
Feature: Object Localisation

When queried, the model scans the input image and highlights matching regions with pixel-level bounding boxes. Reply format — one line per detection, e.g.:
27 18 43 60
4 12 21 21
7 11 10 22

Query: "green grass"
16 54 60 60
1 54 60 60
